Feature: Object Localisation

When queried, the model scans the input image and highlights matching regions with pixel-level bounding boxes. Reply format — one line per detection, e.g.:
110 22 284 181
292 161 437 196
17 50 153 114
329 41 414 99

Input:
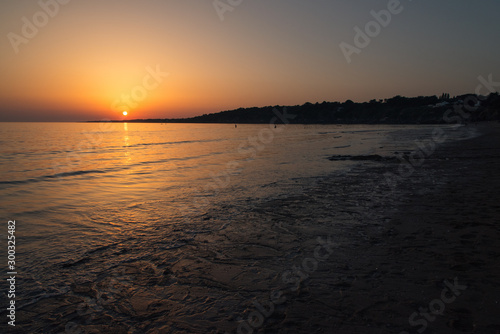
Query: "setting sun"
122 111 128 116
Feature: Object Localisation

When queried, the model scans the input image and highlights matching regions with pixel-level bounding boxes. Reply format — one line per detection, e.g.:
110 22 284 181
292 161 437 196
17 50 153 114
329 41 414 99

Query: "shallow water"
0 122 478 331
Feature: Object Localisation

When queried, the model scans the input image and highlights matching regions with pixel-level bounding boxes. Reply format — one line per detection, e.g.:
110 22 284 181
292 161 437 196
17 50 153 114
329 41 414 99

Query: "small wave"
50 169 107 178
328 154 399 162
0 169 107 186
341 129 387 134
125 138 221 149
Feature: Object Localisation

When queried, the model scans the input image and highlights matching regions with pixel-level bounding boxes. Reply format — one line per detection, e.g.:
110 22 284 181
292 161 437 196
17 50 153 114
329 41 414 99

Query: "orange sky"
1 1 499 121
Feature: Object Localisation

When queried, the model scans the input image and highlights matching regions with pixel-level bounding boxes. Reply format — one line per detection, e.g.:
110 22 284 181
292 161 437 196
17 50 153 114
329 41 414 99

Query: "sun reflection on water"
123 123 131 164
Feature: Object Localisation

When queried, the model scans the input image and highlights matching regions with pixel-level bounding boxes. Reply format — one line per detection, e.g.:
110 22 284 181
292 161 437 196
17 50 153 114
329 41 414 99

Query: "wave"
125 138 221 149
0 169 107 186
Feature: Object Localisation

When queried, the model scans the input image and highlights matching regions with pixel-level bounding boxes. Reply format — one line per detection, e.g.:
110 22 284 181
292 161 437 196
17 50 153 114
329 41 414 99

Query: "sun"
122 111 128 116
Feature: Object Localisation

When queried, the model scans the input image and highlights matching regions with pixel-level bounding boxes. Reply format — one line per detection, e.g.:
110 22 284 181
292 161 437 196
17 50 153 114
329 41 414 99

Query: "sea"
0 121 478 330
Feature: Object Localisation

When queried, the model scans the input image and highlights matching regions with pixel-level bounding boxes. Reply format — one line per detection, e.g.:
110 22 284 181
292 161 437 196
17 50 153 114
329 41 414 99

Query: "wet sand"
5 123 500 333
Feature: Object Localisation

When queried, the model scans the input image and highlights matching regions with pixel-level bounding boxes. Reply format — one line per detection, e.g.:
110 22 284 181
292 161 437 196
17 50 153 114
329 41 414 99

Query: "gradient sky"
1 0 499 121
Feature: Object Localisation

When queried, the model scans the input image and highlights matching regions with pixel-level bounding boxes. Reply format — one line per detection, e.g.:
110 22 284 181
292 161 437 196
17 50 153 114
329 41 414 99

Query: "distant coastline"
89 93 500 124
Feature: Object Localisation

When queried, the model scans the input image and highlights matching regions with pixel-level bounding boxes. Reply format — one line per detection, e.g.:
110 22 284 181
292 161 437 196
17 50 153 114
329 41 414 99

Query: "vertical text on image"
6 220 17 327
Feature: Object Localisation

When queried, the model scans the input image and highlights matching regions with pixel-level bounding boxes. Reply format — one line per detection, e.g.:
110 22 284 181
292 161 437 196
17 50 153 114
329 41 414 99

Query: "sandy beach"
6 122 499 333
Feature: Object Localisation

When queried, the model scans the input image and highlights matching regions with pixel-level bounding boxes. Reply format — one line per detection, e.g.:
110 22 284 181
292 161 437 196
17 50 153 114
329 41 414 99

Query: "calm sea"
0 122 477 313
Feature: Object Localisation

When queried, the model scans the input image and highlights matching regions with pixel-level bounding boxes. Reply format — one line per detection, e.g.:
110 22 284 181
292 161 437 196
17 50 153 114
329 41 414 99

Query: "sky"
1 0 499 121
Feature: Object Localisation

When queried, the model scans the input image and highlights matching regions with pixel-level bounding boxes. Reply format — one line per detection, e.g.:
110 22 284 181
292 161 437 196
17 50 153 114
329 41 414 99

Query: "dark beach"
254 122 500 334
6 122 500 333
